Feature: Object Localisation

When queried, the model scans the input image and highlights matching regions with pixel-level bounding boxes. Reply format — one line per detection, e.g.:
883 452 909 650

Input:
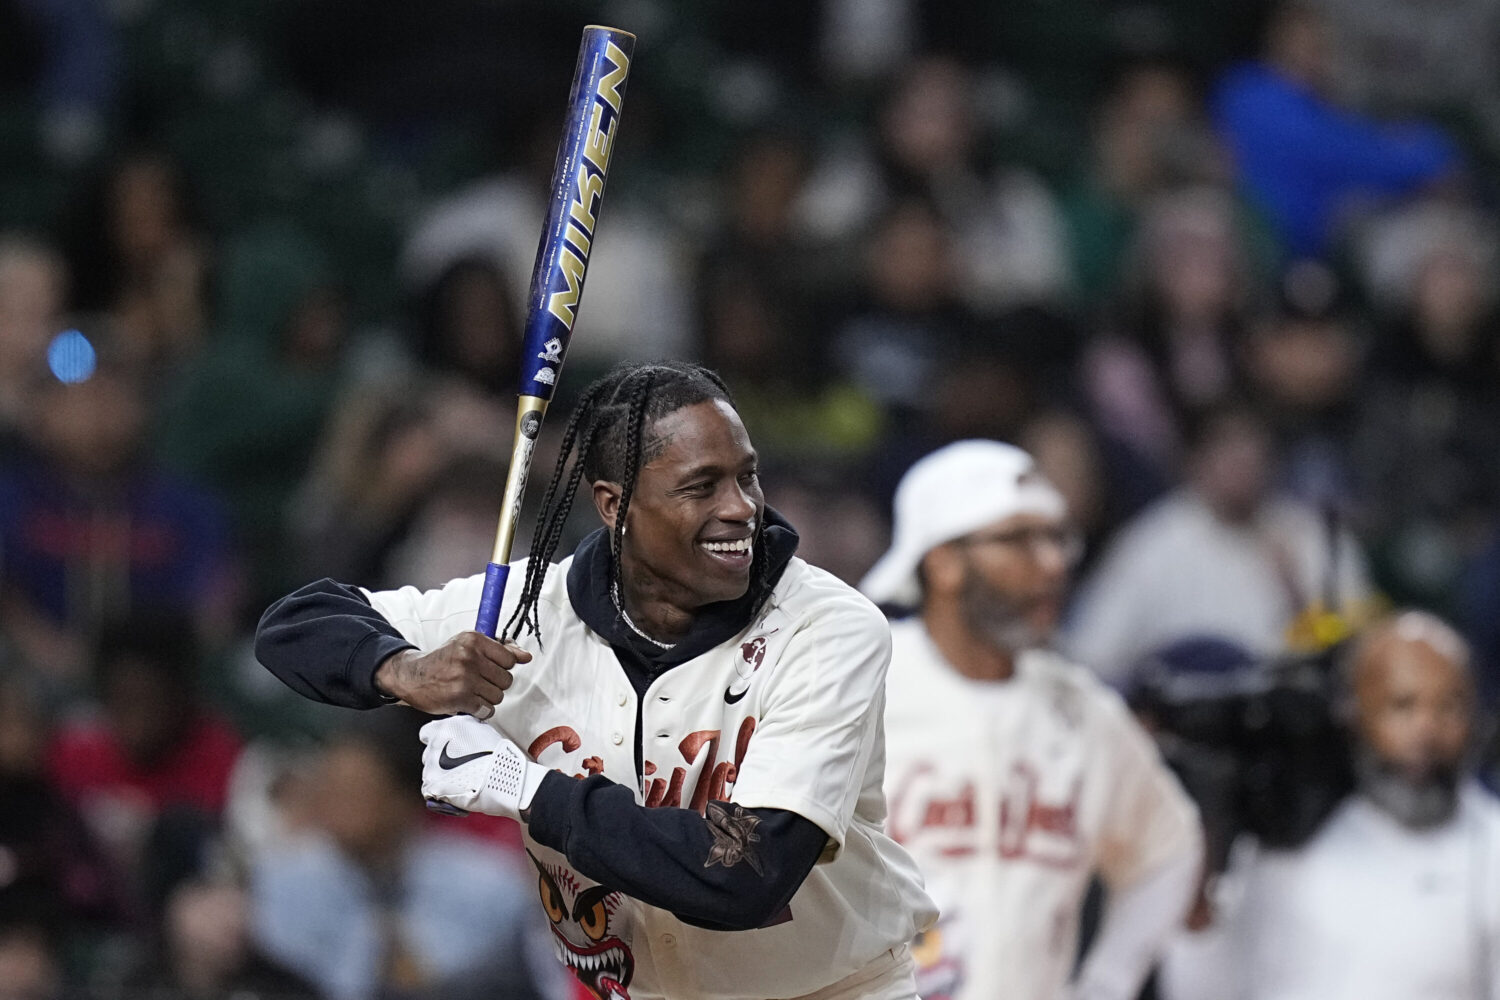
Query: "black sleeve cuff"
255 578 417 709
347 630 417 705
526 769 581 851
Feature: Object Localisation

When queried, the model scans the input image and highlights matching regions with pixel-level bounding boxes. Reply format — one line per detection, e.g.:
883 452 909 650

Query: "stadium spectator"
1244 259 1364 509
1159 610 1500 1000
289 254 523 587
0 234 67 449
1353 202 1500 610
1310 0 1500 115
1212 1 1461 258
123 877 316 1000
21 0 121 166
0 918 61 1000
1019 410 1116 566
250 716 559 1000
1062 61 1230 304
1067 403 1372 683
0 355 238 685
1083 186 1258 484
797 55 1071 311
65 151 209 370
0 679 122 949
156 222 350 608
695 131 886 465
46 617 242 912
831 197 968 415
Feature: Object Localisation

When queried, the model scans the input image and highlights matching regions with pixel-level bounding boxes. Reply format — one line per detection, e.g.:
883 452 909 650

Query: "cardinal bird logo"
724 631 777 704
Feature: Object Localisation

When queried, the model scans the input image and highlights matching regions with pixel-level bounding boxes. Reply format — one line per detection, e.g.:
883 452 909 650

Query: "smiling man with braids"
256 361 937 1000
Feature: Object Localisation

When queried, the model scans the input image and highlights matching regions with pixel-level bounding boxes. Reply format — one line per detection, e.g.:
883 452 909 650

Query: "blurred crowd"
2 0 1500 997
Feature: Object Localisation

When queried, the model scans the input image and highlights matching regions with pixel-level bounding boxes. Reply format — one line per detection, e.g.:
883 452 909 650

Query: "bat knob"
424 798 471 817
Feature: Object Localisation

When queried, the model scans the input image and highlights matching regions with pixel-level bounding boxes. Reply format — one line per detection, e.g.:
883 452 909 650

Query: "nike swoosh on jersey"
439 744 494 769
723 685 748 705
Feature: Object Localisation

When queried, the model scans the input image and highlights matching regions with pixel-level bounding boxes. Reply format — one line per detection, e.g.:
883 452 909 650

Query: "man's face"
945 512 1074 651
35 372 146 480
314 744 413 863
1353 635 1472 827
104 659 183 766
605 400 765 611
1191 414 1270 524
1356 639 1471 781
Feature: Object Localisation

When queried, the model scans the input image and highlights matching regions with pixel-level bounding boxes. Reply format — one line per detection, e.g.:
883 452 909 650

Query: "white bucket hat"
859 440 1066 608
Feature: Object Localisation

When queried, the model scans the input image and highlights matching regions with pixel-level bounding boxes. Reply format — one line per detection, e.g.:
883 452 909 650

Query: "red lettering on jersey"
641 717 758 814
920 782 976 830
733 716 755 773
1030 797 1076 836
707 717 758 801
680 730 721 812
705 761 735 803
644 767 686 808
679 730 720 763
581 756 605 776
888 762 935 844
528 727 582 760
998 762 1082 868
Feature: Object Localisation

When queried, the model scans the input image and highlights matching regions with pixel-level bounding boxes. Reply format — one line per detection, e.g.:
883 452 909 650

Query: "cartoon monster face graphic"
530 852 635 999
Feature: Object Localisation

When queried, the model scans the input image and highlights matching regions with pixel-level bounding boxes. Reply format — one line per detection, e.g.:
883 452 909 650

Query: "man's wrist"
373 651 411 703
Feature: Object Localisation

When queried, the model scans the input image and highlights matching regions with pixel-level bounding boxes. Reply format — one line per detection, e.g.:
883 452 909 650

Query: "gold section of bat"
491 395 550 565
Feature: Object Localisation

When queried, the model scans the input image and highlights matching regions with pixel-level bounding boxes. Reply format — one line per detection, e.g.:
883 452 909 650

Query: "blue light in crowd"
47 330 96 384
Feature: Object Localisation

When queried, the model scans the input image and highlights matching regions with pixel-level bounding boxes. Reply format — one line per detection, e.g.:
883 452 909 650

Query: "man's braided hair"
503 360 768 644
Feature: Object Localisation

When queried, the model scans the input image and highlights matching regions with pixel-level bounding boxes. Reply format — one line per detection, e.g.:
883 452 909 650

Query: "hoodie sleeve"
255 578 415 709
526 771 828 932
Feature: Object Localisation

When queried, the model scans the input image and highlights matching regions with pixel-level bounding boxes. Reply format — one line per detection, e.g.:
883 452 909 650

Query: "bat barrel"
519 24 636 401
474 25 635 638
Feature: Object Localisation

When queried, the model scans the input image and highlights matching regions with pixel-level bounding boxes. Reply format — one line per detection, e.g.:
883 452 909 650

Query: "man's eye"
740 470 759 485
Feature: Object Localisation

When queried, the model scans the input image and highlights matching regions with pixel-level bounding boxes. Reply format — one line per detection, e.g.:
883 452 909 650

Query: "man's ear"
921 544 965 599
593 480 623 531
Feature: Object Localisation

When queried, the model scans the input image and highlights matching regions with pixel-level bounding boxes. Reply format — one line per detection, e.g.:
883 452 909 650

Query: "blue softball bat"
473 25 635 641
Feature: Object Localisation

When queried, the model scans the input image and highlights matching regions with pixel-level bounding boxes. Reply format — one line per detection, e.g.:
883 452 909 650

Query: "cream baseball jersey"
882 619 1200 1000
364 555 937 1000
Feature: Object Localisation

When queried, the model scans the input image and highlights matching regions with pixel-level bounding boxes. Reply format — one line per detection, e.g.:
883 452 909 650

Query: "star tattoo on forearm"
703 802 764 876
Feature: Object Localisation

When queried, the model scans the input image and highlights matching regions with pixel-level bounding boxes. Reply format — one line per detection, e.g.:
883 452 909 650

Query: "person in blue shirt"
1212 2 1461 259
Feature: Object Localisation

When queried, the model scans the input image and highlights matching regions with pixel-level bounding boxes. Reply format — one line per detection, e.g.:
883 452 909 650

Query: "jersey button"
661 933 676 947
617 693 628 707
611 732 623 745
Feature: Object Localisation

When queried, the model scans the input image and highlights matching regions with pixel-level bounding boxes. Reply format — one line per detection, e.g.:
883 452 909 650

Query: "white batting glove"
419 716 547 822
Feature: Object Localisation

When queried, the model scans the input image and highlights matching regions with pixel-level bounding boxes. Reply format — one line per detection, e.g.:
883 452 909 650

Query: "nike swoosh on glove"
419 716 547 822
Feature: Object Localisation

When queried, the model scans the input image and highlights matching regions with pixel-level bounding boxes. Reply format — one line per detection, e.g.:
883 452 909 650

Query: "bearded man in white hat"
862 440 1204 1000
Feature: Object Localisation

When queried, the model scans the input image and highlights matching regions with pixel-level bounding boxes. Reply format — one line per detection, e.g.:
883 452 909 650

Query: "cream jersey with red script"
882 619 1201 1000
363 555 937 1000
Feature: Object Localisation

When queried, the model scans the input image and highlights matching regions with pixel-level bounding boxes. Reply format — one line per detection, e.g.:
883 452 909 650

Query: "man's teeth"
702 539 752 553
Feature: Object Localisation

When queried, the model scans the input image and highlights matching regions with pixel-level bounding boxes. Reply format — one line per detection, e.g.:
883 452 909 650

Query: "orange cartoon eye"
538 873 566 924
574 885 613 942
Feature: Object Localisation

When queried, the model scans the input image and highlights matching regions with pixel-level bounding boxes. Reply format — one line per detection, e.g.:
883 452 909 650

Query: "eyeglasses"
953 525 1084 565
